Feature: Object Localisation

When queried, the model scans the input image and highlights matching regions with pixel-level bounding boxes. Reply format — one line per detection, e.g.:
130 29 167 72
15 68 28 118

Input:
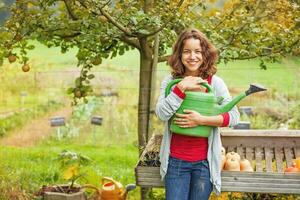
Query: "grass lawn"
0 140 140 199
0 96 141 199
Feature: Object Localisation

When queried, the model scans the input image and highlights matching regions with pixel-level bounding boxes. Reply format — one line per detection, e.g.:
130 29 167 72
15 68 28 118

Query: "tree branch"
62 0 79 20
140 0 185 37
77 0 134 36
54 32 81 39
213 0 263 31
76 0 88 9
119 35 141 50
227 39 299 60
219 1 267 53
227 54 272 60
213 5 239 31
158 55 170 63
99 6 134 36
37 23 82 39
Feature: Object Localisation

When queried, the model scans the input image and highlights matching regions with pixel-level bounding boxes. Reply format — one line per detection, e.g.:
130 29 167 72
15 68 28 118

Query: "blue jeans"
165 157 212 200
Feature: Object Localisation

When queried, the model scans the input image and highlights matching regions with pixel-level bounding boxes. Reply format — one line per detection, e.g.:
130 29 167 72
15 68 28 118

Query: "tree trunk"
138 50 153 154
148 34 159 141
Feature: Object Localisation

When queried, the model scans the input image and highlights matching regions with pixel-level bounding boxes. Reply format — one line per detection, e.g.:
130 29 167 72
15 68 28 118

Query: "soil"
0 106 73 147
37 185 81 195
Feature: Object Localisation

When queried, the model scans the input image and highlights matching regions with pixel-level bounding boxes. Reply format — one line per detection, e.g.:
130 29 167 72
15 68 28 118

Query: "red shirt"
170 134 208 161
170 76 229 162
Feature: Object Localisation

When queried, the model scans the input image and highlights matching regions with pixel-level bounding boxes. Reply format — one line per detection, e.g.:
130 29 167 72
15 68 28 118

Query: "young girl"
155 28 240 200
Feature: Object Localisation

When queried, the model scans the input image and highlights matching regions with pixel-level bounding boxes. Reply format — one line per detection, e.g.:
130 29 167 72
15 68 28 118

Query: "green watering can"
165 79 266 137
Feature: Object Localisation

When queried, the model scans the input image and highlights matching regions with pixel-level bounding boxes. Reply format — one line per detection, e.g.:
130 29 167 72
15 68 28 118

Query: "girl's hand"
174 109 224 127
174 109 204 128
177 76 207 92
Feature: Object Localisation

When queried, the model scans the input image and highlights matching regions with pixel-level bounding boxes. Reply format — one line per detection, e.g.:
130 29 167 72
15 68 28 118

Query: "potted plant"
37 150 92 200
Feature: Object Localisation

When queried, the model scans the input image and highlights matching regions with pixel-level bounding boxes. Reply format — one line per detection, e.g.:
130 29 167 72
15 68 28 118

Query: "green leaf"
83 70 88 75
119 47 125 55
232 51 239 58
259 60 267 70
87 74 95 79
67 87 74 94
130 17 138 25
138 29 151 35
111 51 117 58
75 77 81 87
27 45 35 50
252 28 260 33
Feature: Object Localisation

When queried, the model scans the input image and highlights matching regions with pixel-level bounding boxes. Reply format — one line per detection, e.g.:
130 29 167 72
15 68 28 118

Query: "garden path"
0 106 73 147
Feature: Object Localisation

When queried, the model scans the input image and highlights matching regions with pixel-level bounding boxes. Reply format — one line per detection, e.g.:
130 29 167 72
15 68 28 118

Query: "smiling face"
181 38 203 76
169 28 218 79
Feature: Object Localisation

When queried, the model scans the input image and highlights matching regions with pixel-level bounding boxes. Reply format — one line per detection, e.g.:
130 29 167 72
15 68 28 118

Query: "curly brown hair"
168 28 218 79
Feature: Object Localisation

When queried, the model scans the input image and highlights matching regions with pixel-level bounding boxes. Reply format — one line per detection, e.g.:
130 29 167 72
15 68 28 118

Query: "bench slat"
294 147 300 158
245 147 253 167
284 147 293 167
222 178 300 184
222 182 300 189
221 171 300 178
221 186 300 194
236 146 244 159
274 147 283 172
264 147 273 172
228 146 235 153
255 147 263 172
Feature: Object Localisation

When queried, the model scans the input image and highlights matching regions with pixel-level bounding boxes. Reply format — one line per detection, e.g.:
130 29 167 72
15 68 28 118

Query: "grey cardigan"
155 74 240 195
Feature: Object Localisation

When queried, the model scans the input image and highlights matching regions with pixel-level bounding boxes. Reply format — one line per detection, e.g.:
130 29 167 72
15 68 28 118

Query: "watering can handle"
81 184 102 195
102 177 120 190
165 78 213 97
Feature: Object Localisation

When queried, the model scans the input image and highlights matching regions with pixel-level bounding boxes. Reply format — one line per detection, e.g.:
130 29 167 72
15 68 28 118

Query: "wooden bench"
135 130 300 194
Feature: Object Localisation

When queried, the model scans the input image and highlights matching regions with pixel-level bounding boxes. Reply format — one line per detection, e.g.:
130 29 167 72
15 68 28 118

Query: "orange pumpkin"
285 162 300 173
226 151 240 162
295 157 300 170
224 158 240 171
240 158 253 172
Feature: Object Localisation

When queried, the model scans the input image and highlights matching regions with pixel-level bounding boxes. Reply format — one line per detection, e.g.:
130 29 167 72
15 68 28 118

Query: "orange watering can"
84 177 136 200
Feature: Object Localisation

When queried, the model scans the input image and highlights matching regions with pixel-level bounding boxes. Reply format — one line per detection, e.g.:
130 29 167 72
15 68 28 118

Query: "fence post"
91 116 103 142
50 117 65 140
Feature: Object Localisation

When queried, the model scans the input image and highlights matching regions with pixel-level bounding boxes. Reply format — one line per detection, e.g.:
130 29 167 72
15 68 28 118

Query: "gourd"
240 158 253 172
295 157 300 170
224 158 240 171
226 151 241 162
285 162 300 173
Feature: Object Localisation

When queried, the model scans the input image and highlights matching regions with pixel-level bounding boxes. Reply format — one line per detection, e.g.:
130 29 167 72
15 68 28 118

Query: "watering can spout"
245 84 267 96
218 84 267 114
121 184 136 200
